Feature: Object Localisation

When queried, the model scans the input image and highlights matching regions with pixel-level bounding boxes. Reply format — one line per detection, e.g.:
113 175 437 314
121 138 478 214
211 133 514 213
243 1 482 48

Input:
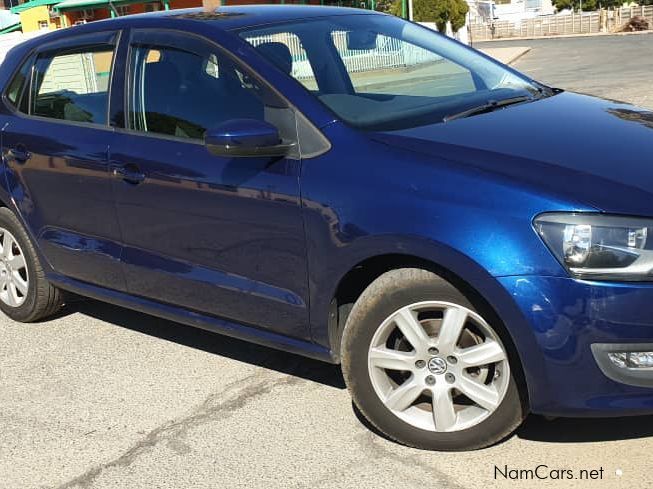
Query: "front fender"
300 124 593 412
310 233 553 411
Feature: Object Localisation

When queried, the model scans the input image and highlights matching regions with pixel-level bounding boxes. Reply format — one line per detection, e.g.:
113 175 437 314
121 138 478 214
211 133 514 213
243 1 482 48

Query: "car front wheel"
341 268 526 451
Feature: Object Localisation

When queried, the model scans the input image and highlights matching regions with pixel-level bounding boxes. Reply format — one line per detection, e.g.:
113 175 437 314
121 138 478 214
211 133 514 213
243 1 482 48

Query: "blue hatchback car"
1 5 653 451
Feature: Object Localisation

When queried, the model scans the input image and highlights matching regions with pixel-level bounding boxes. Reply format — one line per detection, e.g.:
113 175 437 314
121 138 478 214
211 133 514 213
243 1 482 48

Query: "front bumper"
498 275 653 417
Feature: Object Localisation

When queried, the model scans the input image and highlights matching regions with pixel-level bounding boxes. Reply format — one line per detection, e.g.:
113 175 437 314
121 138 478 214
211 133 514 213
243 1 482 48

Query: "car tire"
341 268 526 451
0 207 64 322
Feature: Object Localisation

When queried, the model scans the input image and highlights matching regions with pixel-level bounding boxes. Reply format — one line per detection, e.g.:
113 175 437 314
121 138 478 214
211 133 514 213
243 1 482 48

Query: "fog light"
608 352 653 369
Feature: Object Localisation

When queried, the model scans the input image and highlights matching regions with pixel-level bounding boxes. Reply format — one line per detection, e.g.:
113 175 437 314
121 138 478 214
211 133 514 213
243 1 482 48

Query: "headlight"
534 213 653 281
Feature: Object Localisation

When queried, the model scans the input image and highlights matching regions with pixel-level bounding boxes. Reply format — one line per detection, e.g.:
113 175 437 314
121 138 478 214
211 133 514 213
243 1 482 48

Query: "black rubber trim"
591 343 653 388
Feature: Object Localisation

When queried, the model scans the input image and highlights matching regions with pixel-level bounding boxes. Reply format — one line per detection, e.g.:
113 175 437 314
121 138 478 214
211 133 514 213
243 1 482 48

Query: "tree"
376 0 401 14
385 0 469 32
419 0 469 31
376 0 401 13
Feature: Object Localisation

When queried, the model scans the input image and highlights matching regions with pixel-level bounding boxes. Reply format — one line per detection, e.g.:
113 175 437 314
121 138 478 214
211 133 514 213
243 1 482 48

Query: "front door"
1 31 125 291
110 30 310 339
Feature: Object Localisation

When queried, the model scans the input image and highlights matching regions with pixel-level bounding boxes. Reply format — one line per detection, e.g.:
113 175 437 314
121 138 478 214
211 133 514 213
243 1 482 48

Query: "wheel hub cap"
427 357 447 375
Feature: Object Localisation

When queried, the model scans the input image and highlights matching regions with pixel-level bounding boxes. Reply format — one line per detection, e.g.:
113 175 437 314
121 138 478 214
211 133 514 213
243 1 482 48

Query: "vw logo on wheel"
427 357 448 375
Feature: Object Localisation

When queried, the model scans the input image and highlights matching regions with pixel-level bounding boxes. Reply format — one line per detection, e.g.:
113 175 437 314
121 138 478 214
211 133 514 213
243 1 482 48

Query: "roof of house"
11 0 61 13
53 0 114 10
0 21 21 33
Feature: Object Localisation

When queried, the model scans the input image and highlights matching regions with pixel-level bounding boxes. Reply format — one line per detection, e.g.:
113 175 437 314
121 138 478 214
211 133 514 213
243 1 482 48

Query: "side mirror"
205 119 295 158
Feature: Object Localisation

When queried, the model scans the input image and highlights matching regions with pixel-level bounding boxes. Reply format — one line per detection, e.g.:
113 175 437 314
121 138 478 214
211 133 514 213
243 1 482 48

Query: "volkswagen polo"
1 6 653 451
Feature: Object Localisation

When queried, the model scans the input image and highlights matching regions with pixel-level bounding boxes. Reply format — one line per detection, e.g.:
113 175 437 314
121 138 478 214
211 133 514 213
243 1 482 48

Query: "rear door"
1 31 126 290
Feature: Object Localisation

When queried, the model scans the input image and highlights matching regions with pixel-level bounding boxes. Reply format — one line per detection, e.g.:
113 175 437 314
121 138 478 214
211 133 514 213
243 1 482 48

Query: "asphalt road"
477 33 653 109
3 35 653 489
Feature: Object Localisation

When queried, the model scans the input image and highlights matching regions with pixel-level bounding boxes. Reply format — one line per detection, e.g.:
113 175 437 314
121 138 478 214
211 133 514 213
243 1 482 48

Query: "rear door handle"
112 164 145 185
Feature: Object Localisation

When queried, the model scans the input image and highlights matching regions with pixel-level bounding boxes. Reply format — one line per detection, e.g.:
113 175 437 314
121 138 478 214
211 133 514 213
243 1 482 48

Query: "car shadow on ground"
64 298 346 390
517 414 653 444
64 298 653 446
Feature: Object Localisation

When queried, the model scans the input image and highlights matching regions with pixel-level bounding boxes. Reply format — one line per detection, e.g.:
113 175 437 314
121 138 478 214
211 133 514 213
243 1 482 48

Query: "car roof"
10 5 378 54
135 5 375 30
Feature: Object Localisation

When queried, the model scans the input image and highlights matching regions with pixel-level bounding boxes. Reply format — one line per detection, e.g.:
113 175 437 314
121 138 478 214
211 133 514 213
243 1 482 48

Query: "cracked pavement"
1 300 651 489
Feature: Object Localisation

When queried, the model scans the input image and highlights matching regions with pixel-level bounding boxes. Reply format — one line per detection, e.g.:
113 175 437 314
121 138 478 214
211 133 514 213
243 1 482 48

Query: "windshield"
239 14 546 131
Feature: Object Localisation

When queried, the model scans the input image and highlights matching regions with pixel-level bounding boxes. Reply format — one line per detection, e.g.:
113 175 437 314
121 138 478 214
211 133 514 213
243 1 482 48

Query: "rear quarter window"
4 55 33 113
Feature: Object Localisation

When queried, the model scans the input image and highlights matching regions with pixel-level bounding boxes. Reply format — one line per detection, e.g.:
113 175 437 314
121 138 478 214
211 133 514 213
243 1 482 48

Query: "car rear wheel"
0 208 64 322
341 268 526 451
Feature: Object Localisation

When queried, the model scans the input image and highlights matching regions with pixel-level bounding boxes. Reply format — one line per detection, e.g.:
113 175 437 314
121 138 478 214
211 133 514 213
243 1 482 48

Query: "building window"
116 5 131 15
144 2 161 12
38 20 49 30
81 9 94 18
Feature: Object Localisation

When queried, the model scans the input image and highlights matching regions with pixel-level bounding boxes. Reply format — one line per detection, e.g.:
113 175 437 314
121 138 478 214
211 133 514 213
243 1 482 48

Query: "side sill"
51 274 336 364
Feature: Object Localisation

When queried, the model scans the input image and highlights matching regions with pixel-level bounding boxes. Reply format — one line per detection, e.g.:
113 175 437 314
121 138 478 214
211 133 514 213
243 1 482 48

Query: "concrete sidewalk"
476 29 653 43
479 46 532 65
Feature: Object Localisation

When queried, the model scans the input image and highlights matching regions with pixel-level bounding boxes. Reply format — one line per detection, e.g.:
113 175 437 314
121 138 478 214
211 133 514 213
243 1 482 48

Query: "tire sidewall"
342 270 524 451
0 209 40 321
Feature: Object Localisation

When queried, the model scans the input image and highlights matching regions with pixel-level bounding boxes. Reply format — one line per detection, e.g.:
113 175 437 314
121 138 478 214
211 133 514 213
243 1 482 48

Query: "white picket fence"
470 5 653 40
245 30 440 81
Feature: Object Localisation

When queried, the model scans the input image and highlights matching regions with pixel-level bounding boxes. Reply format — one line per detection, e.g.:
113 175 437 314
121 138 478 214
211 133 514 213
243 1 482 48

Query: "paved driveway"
3 35 653 489
477 33 653 109
2 300 650 489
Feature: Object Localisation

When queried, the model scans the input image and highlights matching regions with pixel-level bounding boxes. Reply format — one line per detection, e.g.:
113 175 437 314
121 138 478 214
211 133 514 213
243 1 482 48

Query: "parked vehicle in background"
1 6 653 451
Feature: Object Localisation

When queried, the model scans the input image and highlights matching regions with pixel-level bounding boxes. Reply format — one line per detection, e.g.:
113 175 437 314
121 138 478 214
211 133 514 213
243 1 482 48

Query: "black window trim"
3 51 35 113
119 27 331 159
1 30 122 132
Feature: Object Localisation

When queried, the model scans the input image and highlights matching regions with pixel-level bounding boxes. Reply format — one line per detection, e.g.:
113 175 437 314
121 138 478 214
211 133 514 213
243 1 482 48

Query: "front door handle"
8 145 31 163
112 164 145 185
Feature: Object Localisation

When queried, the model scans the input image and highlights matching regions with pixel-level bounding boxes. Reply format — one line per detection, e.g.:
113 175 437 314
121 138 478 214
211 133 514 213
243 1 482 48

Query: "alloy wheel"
367 301 510 432
0 227 29 307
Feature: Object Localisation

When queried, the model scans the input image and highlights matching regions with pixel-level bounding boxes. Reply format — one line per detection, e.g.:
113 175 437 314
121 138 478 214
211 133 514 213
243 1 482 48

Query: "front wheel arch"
323 245 540 412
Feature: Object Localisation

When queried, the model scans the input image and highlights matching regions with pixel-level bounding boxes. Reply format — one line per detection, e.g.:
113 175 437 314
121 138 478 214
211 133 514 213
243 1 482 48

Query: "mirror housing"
347 30 378 50
205 119 294 158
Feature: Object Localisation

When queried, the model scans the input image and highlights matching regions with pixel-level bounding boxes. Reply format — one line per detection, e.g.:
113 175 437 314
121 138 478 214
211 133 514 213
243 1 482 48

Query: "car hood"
380 92 653 216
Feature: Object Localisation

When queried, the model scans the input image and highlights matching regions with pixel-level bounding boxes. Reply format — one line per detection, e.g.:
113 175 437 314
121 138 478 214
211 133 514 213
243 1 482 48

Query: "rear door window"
31 45 115 125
